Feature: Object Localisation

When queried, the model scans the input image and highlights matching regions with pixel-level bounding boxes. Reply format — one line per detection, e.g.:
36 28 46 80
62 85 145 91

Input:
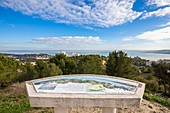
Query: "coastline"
0 50 170 61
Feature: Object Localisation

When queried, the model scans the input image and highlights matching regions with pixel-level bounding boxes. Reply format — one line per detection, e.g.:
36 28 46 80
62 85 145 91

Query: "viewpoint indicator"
33 75 138 94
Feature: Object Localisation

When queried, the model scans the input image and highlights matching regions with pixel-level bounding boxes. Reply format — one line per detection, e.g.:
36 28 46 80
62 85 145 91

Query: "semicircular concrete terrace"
26 74 145 113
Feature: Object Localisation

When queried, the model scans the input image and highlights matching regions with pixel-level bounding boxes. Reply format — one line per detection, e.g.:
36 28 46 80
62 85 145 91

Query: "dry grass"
0 82 27 96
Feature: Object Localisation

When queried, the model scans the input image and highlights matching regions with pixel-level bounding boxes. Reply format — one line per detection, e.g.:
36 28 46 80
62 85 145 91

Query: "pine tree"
106 51 132 78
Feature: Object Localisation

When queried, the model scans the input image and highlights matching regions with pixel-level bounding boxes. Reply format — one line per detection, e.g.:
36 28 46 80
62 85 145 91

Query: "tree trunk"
168 83 170 97
163 81 167 94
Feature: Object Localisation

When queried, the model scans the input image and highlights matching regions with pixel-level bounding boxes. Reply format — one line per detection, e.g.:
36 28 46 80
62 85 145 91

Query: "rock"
148 104 153 109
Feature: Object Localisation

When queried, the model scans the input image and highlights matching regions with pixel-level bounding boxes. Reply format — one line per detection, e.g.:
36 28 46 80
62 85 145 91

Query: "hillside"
0 82 169 113
144 50 170 54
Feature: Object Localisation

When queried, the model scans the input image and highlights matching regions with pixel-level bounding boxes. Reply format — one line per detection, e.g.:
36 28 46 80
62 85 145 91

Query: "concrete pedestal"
102 108 116 113
54 107 68 113
26 75 145 113
54 107 116 113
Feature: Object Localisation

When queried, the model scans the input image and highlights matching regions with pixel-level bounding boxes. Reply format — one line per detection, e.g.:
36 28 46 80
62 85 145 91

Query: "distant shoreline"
0 50 170 61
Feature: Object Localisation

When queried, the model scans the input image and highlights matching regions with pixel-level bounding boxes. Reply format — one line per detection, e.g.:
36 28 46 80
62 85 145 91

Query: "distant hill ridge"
144 50 170 54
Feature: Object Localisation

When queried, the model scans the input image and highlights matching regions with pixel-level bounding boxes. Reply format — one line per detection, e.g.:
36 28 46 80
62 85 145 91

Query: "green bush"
0 94 31 113
0 54 21 87
133 75 159 93
144 93 170 109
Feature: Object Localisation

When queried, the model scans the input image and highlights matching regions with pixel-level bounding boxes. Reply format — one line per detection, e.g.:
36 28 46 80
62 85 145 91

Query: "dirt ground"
69 99 169 113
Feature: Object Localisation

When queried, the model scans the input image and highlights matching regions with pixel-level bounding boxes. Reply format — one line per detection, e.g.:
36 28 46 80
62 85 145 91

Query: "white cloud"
141 6 170 19
32 36 103 50
161 22 170 27
120 26 170 50
123 37 134 41
32 36 102 44
136 26 170 41
147 0 170 7
0 0 142 27
142 0 170 19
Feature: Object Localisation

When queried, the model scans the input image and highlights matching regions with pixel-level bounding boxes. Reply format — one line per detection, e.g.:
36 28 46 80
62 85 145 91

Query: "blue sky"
0 0 170 50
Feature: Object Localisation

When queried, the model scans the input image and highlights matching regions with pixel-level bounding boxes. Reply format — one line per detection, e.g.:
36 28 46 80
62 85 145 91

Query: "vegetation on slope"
0 51 170 112
143 93 170 109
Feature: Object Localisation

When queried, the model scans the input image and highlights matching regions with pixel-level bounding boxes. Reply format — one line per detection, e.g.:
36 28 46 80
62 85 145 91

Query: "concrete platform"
26 74 145 113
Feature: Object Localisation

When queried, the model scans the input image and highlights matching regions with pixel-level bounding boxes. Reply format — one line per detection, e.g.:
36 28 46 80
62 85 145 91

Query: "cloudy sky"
0 0 170 50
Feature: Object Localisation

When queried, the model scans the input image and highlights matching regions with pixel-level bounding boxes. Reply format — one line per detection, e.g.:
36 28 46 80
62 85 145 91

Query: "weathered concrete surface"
54 107 68 113
26 74 145 111
102 108 116 113
28 96 141 108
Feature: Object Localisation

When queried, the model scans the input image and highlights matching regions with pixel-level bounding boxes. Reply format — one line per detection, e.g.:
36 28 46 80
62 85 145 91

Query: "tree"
35 60 49 78
132 56 147 67
49 53 75 74
106 51 133 78
106 51 116 76
0 54 20 87
36 60 62 78
16 63 38 82
48 63 63 76
152 62 170 96
73 55 105 74
0 61 7 87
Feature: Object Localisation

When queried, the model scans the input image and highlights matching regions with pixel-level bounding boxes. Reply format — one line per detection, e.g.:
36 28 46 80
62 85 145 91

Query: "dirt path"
69 99 169 113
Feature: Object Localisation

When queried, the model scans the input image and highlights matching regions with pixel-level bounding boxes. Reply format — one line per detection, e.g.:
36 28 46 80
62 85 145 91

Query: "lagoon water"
1 50 170 61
